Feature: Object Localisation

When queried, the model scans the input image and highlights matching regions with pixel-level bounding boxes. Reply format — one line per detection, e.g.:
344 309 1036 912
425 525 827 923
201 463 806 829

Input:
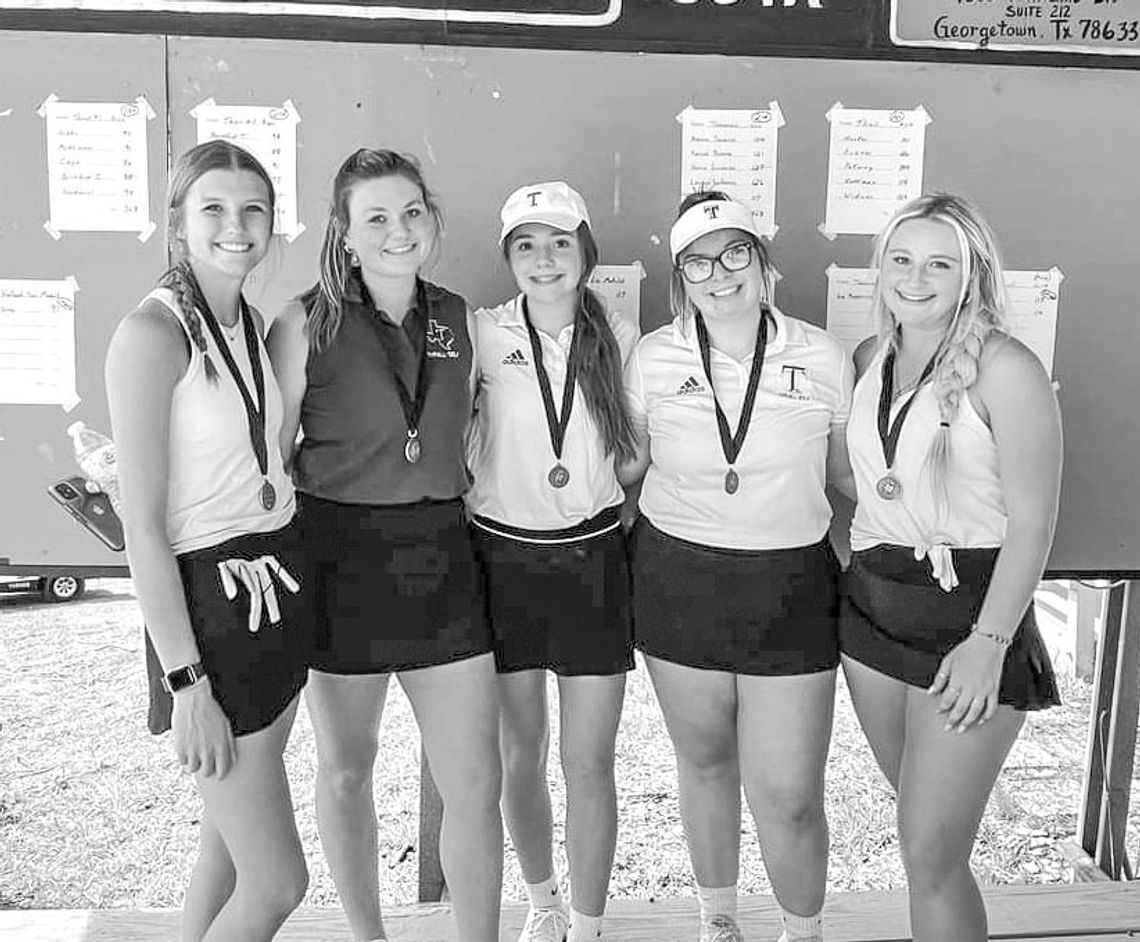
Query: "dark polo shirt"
295 274 473 505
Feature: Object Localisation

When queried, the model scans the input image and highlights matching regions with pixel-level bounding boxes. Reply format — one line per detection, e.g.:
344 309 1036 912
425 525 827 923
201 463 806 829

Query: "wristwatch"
161 661 206 694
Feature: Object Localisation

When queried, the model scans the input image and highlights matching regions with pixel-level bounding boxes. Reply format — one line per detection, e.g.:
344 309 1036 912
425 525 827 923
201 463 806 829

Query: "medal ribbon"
197 291 268 481
523 300 581 465
876 348 939 472
694 306 770 469
365 281 430 444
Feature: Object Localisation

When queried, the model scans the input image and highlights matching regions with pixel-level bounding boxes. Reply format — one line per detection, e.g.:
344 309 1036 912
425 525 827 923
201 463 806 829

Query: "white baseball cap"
669 196 764 260
499 181 591 244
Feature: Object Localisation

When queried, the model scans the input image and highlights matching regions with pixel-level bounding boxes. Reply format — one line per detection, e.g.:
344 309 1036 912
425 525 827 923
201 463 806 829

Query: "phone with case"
47 476 125 552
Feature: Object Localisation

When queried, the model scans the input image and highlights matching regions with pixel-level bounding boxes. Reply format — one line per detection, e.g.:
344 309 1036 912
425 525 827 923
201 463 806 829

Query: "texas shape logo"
426 319 460 359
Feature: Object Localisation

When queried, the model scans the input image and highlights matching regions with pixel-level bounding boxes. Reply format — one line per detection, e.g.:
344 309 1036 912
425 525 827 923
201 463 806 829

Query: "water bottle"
67 421 122 513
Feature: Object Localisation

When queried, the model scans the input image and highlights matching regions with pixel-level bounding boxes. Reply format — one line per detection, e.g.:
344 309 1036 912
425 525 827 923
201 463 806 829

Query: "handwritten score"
191 99 304 241
821 104 930 238
0 278 80 409
824 264 1062 373
679 104 784 238
1004 268 1063 374
39 96 155 240
588 263 645 335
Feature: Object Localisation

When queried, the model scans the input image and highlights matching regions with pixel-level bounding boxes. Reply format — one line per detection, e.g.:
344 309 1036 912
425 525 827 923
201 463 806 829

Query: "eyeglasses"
677 241 756 284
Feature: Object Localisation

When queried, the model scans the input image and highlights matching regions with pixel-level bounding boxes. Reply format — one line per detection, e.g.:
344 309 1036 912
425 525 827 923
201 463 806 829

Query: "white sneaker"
518 905 570 942
701 914 746 942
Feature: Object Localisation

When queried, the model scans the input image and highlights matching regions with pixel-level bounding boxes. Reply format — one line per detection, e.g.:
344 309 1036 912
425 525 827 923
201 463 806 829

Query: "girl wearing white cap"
467 181 638 942
621 191 853 942
840 193 1060 942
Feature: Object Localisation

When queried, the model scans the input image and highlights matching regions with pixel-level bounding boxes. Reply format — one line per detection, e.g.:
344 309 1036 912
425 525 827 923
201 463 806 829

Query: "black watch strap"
161 661 205 694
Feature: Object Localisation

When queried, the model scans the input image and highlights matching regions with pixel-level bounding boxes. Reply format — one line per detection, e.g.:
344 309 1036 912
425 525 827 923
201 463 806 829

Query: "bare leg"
306 670 391 941
402 653 503 942
192 699 308 942
737 670 836 919
557 673 626 917
840 656 906 789
181 817 235 942
498 669 555 884
643 655 740 887
897 686 1024 942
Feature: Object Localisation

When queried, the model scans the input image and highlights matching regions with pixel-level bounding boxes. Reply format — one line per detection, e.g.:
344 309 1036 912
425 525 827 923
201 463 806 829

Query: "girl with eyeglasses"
619 191 854 942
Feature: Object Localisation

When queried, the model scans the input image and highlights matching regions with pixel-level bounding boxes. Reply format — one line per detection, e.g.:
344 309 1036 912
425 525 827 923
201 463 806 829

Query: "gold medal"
876 474 902 501
725 469 739 495
548 463 570 488
260 480 277 511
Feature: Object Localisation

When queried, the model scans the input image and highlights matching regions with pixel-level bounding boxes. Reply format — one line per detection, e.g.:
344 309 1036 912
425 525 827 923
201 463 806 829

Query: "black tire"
42 574 85 603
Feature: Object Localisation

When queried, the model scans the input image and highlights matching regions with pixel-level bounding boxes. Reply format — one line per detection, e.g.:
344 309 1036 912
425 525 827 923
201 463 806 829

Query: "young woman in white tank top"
838 193 1061 942
106 141 312 942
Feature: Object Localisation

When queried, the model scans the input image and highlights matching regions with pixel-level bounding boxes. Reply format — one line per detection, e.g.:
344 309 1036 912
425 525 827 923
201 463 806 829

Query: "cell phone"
47 476 125 552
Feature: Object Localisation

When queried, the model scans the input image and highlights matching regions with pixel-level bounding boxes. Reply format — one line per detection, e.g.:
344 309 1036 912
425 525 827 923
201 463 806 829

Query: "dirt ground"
0 579 1135 910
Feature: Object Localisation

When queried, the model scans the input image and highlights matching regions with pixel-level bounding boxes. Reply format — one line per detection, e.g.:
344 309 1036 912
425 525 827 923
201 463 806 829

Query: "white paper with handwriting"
588 263 645 336
0 278 80 408
40 96 154 239
679 104 783 238
821 105 930 238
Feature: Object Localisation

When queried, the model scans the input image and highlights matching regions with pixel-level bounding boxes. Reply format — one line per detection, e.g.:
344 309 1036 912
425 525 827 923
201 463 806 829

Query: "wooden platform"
3 883 1139 941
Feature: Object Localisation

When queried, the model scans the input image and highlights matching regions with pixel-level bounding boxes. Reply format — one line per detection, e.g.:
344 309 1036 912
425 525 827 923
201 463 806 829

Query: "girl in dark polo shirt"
267 148 501 942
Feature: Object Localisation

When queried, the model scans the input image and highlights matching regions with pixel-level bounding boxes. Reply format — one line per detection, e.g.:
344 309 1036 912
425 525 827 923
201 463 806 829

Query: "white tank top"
151 289 294 554
848 344 1006 557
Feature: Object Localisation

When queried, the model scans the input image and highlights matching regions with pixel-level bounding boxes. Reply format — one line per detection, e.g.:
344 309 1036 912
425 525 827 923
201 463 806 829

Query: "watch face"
163 663 202 693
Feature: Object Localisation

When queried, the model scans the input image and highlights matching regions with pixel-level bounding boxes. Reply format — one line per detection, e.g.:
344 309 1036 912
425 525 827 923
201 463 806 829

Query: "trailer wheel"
42 574 85 603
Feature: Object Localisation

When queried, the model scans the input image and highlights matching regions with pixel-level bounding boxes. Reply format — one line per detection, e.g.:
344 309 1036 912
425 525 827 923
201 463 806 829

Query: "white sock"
567 910 602 941
697 883 738 928
780 906 822 941
525 874 565 911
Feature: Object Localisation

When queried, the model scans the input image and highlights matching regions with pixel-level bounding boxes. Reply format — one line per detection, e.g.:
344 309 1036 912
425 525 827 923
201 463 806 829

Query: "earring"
344 241 359 267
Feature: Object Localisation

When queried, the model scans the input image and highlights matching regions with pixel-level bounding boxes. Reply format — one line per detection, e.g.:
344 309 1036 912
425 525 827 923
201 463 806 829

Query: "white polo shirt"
625 306 852 551
466 295 637 531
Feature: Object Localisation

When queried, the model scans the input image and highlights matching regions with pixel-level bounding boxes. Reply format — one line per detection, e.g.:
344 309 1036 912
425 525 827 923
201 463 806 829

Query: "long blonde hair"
870 193 1010 507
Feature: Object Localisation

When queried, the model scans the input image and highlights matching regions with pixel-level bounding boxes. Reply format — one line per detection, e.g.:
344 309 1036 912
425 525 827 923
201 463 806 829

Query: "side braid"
160 260 219 383
924 314 992 510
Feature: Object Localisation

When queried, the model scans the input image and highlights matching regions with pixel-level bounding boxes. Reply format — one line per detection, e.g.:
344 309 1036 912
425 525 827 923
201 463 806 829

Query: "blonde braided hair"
870 194 1010 510
159 259 219 383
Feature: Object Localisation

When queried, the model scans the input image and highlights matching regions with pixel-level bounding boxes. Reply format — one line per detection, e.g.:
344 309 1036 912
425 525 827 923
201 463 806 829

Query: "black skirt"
472 506 633 676
146 518 313 737
839 544 1060 711
632 519 840 676
300 493 490 674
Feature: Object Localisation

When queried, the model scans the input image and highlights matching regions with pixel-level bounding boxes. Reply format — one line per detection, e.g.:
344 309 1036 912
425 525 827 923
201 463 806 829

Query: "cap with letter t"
499 181 591 244
670 195 764 261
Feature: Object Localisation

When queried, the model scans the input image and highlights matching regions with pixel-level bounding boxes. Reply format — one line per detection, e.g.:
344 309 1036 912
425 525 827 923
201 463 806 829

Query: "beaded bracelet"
971 623 1012 647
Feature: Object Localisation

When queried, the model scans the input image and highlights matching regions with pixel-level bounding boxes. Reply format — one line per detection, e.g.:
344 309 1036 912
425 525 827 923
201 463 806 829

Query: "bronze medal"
260 480 277 511
725 469 740 495
548 463 570 489
404 431 422 464
875 474 902 501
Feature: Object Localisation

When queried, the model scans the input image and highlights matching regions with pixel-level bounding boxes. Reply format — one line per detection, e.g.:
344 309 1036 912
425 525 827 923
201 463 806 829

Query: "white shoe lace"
519 906 570 942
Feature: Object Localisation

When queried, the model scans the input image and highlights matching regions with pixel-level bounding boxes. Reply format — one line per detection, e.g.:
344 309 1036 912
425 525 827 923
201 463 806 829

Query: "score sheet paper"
192 99 304 241
821 105 930 238
824 265 1062 374
588 263 645 336
679 104 784 238
0 277 80 409
40 96 155 240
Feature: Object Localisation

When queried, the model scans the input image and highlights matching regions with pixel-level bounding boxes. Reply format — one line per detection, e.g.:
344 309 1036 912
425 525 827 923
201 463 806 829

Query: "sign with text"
892 0 1140 56
0 0 865 53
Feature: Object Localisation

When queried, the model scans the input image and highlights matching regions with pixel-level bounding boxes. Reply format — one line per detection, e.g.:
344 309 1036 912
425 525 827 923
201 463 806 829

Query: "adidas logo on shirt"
502 349 529 366
676 375 706 396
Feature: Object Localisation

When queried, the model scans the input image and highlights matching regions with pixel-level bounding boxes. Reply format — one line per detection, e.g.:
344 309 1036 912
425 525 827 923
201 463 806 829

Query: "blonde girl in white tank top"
839 193 1062 942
